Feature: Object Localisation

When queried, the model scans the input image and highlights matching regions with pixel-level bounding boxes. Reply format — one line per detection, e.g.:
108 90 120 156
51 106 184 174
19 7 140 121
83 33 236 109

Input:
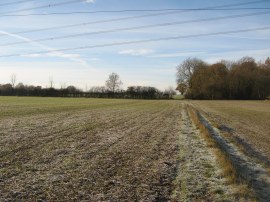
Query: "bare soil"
1 97 268 201
0 98 181 201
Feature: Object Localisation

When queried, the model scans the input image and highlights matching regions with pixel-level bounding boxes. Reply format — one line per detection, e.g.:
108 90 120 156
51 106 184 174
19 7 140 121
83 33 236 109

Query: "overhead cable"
1 26 270 58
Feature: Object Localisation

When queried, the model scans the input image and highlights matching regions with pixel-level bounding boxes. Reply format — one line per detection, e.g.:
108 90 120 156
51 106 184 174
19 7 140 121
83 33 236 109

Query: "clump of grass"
213 187 224 195
215 150 237 183
234 184 256 200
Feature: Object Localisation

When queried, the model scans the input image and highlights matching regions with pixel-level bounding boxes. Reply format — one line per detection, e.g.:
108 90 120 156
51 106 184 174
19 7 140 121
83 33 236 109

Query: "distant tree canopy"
176 57 270 100
126 86 162 99
0 73 171 99
0 84 170 99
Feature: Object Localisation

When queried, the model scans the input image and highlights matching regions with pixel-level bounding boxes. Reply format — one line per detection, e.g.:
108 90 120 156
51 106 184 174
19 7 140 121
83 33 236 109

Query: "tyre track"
195 109 270 201
172 104 232 201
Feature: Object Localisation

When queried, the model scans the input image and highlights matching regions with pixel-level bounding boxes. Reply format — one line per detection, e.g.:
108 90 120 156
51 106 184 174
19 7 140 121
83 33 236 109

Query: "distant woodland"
176 57 270 100
0 73 176 99
2 57 270 100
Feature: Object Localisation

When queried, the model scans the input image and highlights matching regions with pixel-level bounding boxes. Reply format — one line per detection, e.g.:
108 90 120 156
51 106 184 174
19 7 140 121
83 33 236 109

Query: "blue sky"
0 0 270 90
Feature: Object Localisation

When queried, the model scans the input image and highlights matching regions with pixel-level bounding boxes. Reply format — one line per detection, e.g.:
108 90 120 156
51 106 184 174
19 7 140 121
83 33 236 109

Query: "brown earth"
1 97 266 201
0 99 181 201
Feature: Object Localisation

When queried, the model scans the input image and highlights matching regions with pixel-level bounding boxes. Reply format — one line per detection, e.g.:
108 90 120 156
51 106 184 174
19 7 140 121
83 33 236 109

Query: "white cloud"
148 51 206 58
118 49 206 58
85 0 95 3
88 57 100 61
119 49 154 56
21 53 43 58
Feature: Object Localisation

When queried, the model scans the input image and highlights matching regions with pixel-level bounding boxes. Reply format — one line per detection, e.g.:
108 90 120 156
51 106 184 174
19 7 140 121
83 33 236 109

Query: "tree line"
176 57 270 100
0 73 176 99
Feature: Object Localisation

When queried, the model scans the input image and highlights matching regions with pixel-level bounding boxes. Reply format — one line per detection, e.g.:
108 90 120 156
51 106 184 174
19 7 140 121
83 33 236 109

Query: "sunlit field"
0 97 181 201
1 97 270 201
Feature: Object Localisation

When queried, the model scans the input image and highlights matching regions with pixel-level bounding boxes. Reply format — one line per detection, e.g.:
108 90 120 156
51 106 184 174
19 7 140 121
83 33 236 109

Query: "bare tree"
85 84 88 93
165 86 176 98
238 56 255 64
220 59 234 70
60 83 66 89
105 72 122 93
10 73 16 88
265 57 270 67
176 58 205 85
176 83 187 95
49 76 54 88
89 86 107 93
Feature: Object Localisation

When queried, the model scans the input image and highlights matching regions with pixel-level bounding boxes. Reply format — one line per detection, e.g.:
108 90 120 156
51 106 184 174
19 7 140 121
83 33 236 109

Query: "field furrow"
0 98 180 201
1 97 269 201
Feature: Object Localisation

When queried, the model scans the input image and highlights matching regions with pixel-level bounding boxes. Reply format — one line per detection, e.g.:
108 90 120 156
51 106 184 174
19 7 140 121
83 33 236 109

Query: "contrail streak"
0 30 88 66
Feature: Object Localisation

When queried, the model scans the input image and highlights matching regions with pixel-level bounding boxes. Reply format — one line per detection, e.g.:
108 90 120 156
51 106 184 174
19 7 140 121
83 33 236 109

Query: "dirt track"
195 107 270 201
172 104 233 201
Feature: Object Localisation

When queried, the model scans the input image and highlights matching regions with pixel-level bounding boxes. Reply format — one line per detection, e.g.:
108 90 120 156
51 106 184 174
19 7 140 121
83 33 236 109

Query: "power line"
2 8 270 17
0 0 83 15
213 0 269 8
0 0 36 7
1 26 270 58
2 0 270 35
0 0 269 16
1 11 181 35
1 11 270 47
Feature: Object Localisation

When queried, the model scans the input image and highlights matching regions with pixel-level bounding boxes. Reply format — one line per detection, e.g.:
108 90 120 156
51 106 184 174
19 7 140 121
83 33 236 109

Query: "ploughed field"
1 97 270 201
190 100 270 164
0 97 182 201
